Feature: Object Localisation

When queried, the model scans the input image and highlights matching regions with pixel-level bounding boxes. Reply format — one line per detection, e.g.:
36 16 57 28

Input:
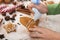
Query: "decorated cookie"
3 22 16 33
20 17 39 29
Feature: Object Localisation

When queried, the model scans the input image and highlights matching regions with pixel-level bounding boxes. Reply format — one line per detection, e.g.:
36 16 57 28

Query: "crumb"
5 39 8 40
20 14 22 16
17 23 20 25
4 22 16 33
2 13 6 16
0 34 5 39
10 17 15 20
12 14 17 18
3 22 5 24
5 16 10 21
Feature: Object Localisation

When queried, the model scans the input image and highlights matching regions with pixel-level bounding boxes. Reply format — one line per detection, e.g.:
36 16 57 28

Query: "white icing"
32 8 42 21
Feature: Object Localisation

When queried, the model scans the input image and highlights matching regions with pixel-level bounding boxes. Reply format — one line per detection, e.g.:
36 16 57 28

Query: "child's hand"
29 26 60 40
28 2 48 14
28 3 35 15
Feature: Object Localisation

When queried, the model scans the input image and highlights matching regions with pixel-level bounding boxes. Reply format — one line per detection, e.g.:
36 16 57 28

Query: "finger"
31 38 45 40
27 5 34 14
29 28 40 32
33 26 37 28
29 27 44 33
30 32 44 38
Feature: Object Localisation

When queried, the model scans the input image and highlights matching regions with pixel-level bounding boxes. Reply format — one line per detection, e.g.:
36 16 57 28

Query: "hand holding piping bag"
31 0 42 21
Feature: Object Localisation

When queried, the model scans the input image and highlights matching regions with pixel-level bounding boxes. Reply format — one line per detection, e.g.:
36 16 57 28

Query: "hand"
29 26 60 40
28 3 35 15
28 2 48 13
28 3 35 8
34 2 48 13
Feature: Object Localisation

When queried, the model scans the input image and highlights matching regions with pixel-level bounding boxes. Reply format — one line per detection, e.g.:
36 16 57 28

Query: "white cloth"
39 14 60 32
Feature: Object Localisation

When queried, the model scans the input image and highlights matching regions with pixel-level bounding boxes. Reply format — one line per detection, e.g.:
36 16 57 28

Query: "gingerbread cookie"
20 17 39 29
3 22 16 33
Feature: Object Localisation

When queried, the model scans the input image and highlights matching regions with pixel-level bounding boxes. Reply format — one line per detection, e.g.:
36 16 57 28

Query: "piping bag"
31 0 42 21
27 0 42 28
